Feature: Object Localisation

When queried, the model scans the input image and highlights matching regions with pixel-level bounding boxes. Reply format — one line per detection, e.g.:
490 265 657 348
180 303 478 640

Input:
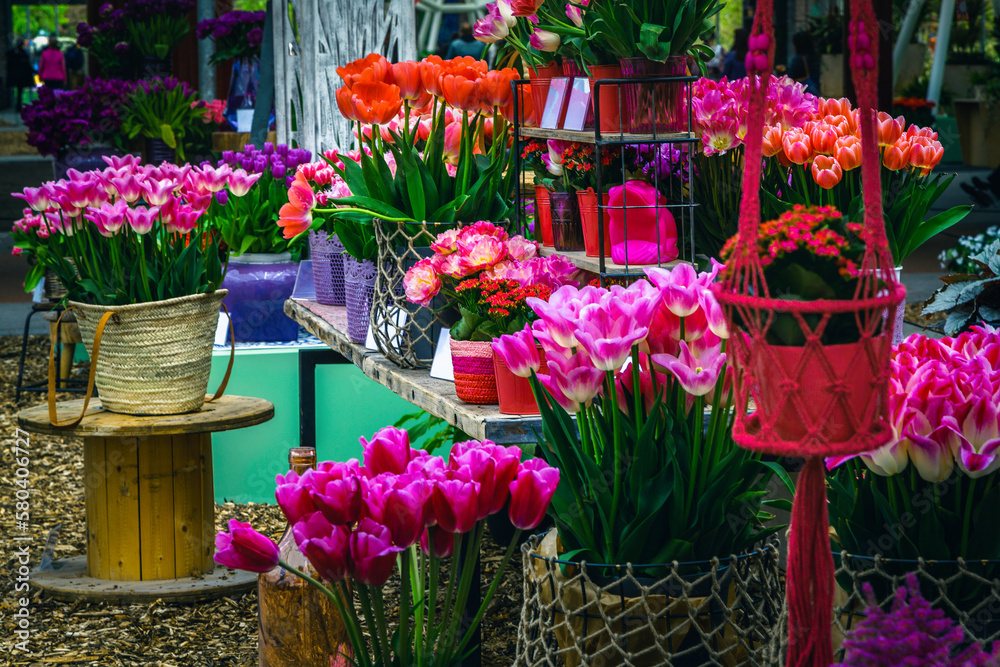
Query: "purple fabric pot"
345 256 377 345
550 191 584 251
222 252 299 342
309 231 346 306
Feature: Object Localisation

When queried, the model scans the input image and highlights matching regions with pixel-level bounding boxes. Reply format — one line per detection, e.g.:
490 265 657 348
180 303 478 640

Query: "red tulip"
811 155 843 189
430 477 480 534
349 518 402 586
389 60 425 101
909 136 944 173
480 68 518 109
441 64 484 112
509 0 544 16
214 519 280 573
336 86 359 122
420 55 447 97
292 513 352 583
508 459 560 530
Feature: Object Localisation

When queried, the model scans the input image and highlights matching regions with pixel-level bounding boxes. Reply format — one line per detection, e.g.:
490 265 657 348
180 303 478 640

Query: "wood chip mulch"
0 335 522 666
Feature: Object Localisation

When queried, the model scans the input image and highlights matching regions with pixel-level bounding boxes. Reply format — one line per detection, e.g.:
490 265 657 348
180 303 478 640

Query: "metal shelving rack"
511 74 700 282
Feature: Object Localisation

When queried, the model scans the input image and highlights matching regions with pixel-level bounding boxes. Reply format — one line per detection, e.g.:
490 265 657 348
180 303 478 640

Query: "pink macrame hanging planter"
711 0 905 663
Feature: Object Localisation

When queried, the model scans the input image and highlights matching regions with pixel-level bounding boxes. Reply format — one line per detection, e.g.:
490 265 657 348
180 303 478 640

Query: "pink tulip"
473 5 510 43
949 400 1000 478
646 264 701 317
214 519 280 573
607 281 660 331
508 459 559 530
275 470 317 525
616 353 666 414
429 477 480 534
421 526 455 558
652 340 726 397
141 178 176 207
84 200 128 237
227 169 261 197
529 28 560 52
362 426 414 476
292 513 352 582
13 186 51 212
565 3 584 26
125 205 160 235
492 325 540 378
451 450 497 520
302 460 363 525
575 302 649 371
380 477 431 547
110 175 143 203
541 351 604 410
349 518 402 586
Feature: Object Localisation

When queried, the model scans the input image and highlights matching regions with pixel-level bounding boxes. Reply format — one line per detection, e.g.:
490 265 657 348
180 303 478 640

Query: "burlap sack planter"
71 291 226 415
516 531 782 667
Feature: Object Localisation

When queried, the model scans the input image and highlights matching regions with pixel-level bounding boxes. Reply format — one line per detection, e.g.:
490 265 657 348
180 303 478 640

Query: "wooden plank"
17 395 274 439
537 247 688 277
520 126 696 144
200 433 216 574
82 438 110 580
104 437 141 581
284 299 547 444
137 435 175 580
172 434 207 578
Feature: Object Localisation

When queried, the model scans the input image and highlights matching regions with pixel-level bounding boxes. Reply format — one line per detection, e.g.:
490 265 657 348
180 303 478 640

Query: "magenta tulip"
508 459 560 530
214 519 280 573
141 178 177 207
226 168 261 197
349 518 402 586
430 478 480 534
575 303 649 371
652 340 726 397
543 351 604 409
14 186 52 212
291 513 352 583
646 263 701 317
302 461 363 525
421 526 455 558
125 205 160 235
381 477 431 547
462 442 523 515
109 175 143 203
361 426 414 476
492 325 540 378
275 470 318 525
950 400 1000 478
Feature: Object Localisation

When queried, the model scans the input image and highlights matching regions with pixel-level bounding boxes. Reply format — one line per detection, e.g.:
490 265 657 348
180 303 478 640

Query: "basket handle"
47 302 237 428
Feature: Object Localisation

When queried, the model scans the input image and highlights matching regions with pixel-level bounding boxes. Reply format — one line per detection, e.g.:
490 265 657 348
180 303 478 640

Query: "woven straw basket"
71 291 227 415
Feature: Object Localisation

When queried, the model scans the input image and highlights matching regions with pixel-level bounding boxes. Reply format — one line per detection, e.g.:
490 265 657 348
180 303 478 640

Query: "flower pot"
516 530 781 667
141 55 172 79
562 61 583 77
145 137 175 165
608 180 678 265
493 347 548 415
71 291 227 415
344 256 377 345
309 231 346 306
577 188 612 258
451 339 498 405
221 252 299 343
619 56 687 134
752 339 888 446
528 62 561 128
535 185 554 247
53 146 122 181
588 64 623 135
550 191 584 252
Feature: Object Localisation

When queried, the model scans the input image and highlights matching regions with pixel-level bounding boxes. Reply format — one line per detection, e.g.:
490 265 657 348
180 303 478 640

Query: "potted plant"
196 10 270 133
120 77 207 164
206 143 312 343
826 326 1000 648
20 77 134 179
496 265 790 666
121 0 194 76
74 5 134 79
11 154 256 416
214 425 560 667
923 239 1000 334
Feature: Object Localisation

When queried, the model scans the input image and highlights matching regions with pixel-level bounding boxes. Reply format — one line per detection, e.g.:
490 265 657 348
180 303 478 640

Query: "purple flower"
247 27 263 48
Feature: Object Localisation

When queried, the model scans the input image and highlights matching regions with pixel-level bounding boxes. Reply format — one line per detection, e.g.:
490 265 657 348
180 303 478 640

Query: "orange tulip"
445 55 488 77
420 55 447 97
824 114 851 136
440 65 484 112
906 125 938 141
909 136 944 173
762 124 784 157
350 81 404 125
501 82 535 124
336 86 359 122
810 122 839 155
337 53 390 88
782 129 813 164
479 68 518 109
876 112 904 147
834 135 862 171
811 155 843 189
388 60 425 101
821 97 852 118
883 138 912 171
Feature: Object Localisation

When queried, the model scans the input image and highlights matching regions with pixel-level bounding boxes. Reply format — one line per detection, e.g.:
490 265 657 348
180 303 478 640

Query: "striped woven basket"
450 339 498 405
71 291 226 415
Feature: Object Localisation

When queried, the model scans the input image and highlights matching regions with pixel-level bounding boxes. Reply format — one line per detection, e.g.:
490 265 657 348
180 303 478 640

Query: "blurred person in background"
37 37 66 90
6 37 33 113
65 43 85 89
445 22 485 59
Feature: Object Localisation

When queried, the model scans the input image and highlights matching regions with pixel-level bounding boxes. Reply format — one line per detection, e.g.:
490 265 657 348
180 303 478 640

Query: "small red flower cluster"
456 278 551 326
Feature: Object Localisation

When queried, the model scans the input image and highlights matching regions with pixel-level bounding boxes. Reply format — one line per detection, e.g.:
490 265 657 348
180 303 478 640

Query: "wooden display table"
17 395 274 602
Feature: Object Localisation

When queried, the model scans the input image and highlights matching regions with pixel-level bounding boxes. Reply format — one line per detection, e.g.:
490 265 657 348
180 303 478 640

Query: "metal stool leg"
15 307 41 402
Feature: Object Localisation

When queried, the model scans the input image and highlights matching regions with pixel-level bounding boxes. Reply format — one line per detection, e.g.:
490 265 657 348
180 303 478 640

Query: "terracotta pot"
528 62 561 128
451 339 498 405
493 347 548 415
577 188 612 258
619 56 687 134
753 340 887 445
587 64 623 134
534 185 554 247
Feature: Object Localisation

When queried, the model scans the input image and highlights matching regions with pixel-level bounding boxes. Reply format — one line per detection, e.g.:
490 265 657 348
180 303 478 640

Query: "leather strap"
48 307 111 428
207 303 236 403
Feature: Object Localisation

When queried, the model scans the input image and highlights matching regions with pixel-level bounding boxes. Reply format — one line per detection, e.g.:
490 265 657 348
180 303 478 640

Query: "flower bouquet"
497 264 789 665
826 327 1000 643
196 10 267 64
75 5 132 78
12 154 256 416
215 426 559 667
120 77 207 164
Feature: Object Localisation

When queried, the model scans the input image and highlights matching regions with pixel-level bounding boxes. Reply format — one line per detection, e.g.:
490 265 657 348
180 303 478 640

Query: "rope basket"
70 291 226 415
371 219 463 369
43 268 68 303
515 531 783 667
309 230 346 306
764 552 1000 659
450 339 498 404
